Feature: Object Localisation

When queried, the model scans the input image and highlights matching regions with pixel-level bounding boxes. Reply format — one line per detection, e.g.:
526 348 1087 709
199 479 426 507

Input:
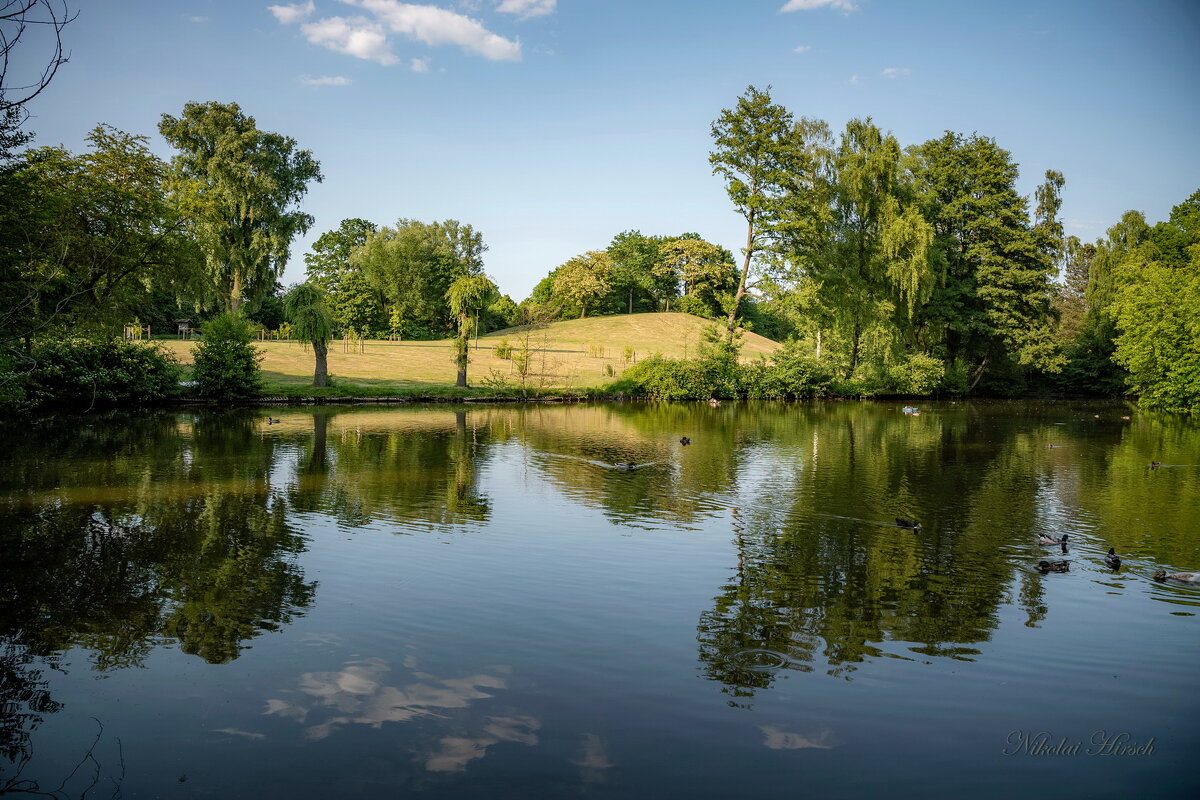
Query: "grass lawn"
158 312 781 394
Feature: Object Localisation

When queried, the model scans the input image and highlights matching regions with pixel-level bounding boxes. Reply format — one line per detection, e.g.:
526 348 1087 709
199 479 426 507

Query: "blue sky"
17 0 1200 301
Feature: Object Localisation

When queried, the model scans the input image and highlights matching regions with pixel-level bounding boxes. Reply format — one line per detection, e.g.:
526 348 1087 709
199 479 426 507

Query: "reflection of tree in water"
0 641 63 765
0 410 316 760
697 403 1052 696
292 409 491 530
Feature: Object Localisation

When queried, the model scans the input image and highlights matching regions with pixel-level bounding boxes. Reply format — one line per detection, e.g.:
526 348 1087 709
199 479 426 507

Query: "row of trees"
685 85 1198 408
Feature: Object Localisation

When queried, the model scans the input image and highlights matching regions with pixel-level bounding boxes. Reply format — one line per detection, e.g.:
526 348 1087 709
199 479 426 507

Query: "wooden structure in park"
123 323 151 341
175 319 194 339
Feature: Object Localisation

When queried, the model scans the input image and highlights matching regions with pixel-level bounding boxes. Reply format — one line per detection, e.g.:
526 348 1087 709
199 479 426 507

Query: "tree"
0 125 199 348
1 1 74 162
552 251 612 318
158 101 322 312
354 219 486 337
607 230 666 313
445 274 498 387
658 237 737 317
911 132 1062 389
304 218 386 335
191 313 263 399
710 86 813 338
285 283 334 387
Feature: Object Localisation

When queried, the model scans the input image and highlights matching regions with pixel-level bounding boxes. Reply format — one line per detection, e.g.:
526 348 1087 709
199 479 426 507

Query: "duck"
1038 560 1070 573
1038 533 1068 547
1149 461 1162 468
615 462 638 472
266 417 281 424
895 518 922 529
1104 548 1121 570
680 437 691 446
708 398 721 407
1152 570 1199 583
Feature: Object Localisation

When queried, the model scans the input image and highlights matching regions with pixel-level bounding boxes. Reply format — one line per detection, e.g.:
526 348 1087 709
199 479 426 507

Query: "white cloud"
848 74 860 85
497 0 555 18
410 57 430 72
346 0 522 61
302 16 398 64
781 0 857 11
269 1 316 24
188 15 208 23
793 44 811 54
301 75 353 86
880 66 911 78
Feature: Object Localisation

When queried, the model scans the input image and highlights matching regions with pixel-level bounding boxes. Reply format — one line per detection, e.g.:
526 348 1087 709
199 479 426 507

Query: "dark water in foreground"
1 401 1198 799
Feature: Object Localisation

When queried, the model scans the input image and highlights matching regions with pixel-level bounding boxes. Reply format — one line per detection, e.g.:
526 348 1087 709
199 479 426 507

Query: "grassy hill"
159 312 781 393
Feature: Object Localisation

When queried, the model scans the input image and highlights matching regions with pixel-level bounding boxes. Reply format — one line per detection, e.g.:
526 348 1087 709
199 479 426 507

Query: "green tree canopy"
158 101 322 313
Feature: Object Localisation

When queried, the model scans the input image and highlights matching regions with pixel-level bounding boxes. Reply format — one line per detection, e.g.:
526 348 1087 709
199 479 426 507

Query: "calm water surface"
2 401 1198 798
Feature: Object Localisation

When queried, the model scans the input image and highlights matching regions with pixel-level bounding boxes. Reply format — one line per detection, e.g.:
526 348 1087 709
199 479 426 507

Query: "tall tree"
446 275 498 387
158 101 322 313
285 283 334 387
811 118 934 377
710 86 810 338
911 132 1062 388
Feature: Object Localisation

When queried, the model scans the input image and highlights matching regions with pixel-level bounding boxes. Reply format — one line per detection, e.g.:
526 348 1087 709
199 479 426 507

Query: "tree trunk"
313 340 328 387
847 323 861 379
815 328 822 358
628 288 633 314
968 355 989 393
726 211 756 340
455 335 468 387
230 269 244 314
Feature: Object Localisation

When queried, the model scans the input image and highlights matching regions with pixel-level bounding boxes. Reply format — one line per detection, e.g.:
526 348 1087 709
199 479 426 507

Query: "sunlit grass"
160 312 780 394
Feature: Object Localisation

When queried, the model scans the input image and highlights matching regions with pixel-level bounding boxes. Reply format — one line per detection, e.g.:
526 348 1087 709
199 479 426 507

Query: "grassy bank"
160 312 780 396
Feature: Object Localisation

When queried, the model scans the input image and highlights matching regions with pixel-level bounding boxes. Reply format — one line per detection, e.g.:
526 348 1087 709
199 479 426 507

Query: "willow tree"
285 283 333 387
446 275 498 387
159 101 322 312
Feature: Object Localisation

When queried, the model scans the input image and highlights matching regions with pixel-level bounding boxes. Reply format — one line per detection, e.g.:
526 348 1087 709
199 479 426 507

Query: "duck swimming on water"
895 518 922 529
1153 570 1199 583
1038 560 1070 573
1104 548 1122 570
1038 533 1068 546
680 437 691 446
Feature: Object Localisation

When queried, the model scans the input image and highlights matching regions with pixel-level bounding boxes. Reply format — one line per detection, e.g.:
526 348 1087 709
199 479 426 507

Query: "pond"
1 401 1198 798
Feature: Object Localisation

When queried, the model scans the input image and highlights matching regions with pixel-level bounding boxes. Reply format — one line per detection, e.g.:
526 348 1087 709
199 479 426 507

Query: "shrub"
23 338 182 409
743 345 833 399
494 338 512 359
191 313 264 399
887 353 945 395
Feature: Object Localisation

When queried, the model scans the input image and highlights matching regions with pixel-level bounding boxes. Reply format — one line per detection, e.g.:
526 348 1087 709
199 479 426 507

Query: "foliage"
304 218 386 336
887 352 946 395
1110 246 1200 413
191 313 263 399
22 337 182 409
445 274 499 387
159 101 322 312
552 251 613 318
284 283 334 387
0 125 199 347
355 218 485 337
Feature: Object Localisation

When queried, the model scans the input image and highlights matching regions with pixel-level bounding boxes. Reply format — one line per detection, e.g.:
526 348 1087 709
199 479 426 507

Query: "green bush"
23 338 182 409
743 345 833 399
887 353 945 395
191 313 264 399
